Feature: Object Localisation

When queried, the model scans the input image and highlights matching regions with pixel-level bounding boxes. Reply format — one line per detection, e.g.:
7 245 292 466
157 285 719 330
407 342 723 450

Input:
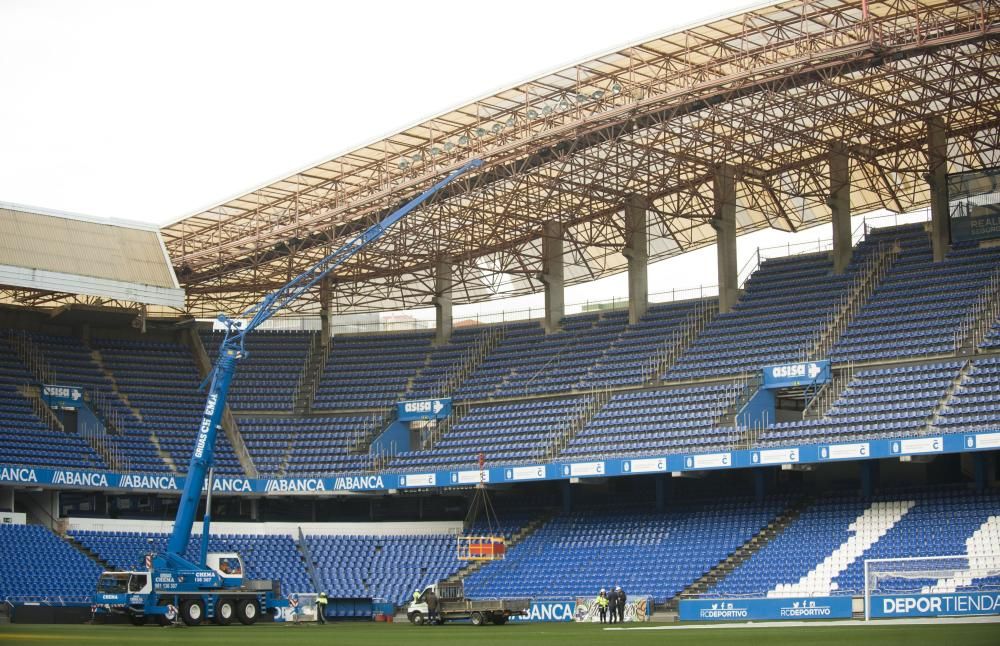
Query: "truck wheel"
128 612 146 626
471 611 485 626
215 599 235 626
181 599 205 626
156 604 177 626
237 599 259 625
409 611 424 625
492 614 508 625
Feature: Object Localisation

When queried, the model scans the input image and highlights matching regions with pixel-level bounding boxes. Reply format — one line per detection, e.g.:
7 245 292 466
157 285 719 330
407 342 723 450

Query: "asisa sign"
397 398 451 421
763 360 831 389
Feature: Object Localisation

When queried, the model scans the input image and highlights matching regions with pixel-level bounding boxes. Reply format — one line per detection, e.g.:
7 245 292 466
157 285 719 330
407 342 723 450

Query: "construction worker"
413 588 421 604
596 589 609 623
615 586 626 623
607 587 618 624
316 592 328 624
425 587 439 625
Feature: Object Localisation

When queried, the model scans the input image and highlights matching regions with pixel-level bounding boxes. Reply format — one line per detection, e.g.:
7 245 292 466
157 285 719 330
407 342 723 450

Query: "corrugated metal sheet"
0 208 178 289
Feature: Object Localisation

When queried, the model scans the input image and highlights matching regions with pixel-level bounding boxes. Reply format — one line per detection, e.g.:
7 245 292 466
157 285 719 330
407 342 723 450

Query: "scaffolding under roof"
87 1 1000 316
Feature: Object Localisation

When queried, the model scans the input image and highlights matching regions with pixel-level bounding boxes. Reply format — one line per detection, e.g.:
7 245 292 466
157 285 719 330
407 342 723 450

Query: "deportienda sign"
871 592 1000 618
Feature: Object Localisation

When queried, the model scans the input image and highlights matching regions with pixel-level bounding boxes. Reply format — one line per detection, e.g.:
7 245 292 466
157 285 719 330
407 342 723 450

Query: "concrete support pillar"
540 221 565 333
624 196 649 324
713 164 738 313
973 453 988 493
654 475 669 513
927 117 950 262
860 461 879 498
829 144 853 274
753 469 768 504
561 481 573 513
319 276 332 351
433 258 453 345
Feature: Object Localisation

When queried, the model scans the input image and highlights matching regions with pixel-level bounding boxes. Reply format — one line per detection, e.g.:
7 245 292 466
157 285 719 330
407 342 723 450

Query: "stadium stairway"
293 334 326 413
63 533 114 572
671 496 812 608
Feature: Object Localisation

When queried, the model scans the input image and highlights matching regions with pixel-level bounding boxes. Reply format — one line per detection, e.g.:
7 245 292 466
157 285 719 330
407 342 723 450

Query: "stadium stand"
454 301 711 399
12 331 167 473
313 331 434 410
464 498 789 604
91 337 245 476
389 397 593 471
71 530 313 594
934 357 1000 433
200 331 313 412
0 524 103 602
756 360 963 447
711 487 1000 597
831 225 1000 362
308 533 463 606
407 324 506 399
0 336 106 470
983 317 1000 350
559 383 743 459
238 416 375 477
665 251 857 380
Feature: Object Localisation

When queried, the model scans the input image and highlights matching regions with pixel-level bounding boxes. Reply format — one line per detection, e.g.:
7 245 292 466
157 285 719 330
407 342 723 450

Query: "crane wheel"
215 598 235 625
180 599 204 626
237 599 259 625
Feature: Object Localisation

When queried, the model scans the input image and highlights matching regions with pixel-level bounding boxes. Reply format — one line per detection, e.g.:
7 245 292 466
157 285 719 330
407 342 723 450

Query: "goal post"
863 554 1000 620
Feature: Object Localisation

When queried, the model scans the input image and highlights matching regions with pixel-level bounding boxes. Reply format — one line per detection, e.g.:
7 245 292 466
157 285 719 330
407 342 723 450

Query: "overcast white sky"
0 0 920 321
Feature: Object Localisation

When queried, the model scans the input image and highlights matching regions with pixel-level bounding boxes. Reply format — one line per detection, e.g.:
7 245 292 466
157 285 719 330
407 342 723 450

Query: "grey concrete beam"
541 221 565 333
624 196 649 324
829 143 852 274
713 163 738 314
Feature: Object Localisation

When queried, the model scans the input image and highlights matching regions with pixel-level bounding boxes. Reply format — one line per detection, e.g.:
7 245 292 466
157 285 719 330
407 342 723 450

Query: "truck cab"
407 580 528 626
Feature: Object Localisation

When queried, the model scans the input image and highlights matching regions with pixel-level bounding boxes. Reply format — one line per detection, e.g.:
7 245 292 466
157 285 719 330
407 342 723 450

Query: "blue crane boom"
159 158 482 568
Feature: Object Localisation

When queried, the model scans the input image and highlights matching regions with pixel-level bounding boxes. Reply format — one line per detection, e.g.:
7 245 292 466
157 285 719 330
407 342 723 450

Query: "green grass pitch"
1 622 999 645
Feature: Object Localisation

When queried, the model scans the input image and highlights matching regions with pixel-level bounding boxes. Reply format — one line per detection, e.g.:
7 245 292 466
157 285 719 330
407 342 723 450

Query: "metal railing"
435 325 507 399
644 298 718 381
543 387 612 462
802 362 855 421
5 330 55 385
806 240 900 361
954 265 1000 353
79 423 130 474
291 331 322 411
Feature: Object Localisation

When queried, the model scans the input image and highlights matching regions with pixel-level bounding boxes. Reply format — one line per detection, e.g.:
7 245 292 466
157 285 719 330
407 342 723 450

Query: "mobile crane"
93 158 482 626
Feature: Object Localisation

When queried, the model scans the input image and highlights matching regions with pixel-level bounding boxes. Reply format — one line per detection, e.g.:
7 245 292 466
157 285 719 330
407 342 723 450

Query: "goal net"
864 554 1000 620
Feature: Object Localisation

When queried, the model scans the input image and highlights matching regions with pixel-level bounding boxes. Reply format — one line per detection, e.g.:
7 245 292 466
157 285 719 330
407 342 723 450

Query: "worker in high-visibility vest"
412 589 421 604
596 589 609 623
316 592 328 624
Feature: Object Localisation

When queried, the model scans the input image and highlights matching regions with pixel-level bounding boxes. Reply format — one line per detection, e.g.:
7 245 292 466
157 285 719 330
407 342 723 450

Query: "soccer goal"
863 554 1000 620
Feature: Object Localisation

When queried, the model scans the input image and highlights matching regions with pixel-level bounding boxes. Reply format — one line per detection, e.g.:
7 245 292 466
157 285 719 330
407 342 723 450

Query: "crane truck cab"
92 551 285 626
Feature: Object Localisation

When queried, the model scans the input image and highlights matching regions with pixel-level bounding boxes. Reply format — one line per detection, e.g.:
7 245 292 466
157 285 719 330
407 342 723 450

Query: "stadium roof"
159 0 998 316
0 203 184 309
